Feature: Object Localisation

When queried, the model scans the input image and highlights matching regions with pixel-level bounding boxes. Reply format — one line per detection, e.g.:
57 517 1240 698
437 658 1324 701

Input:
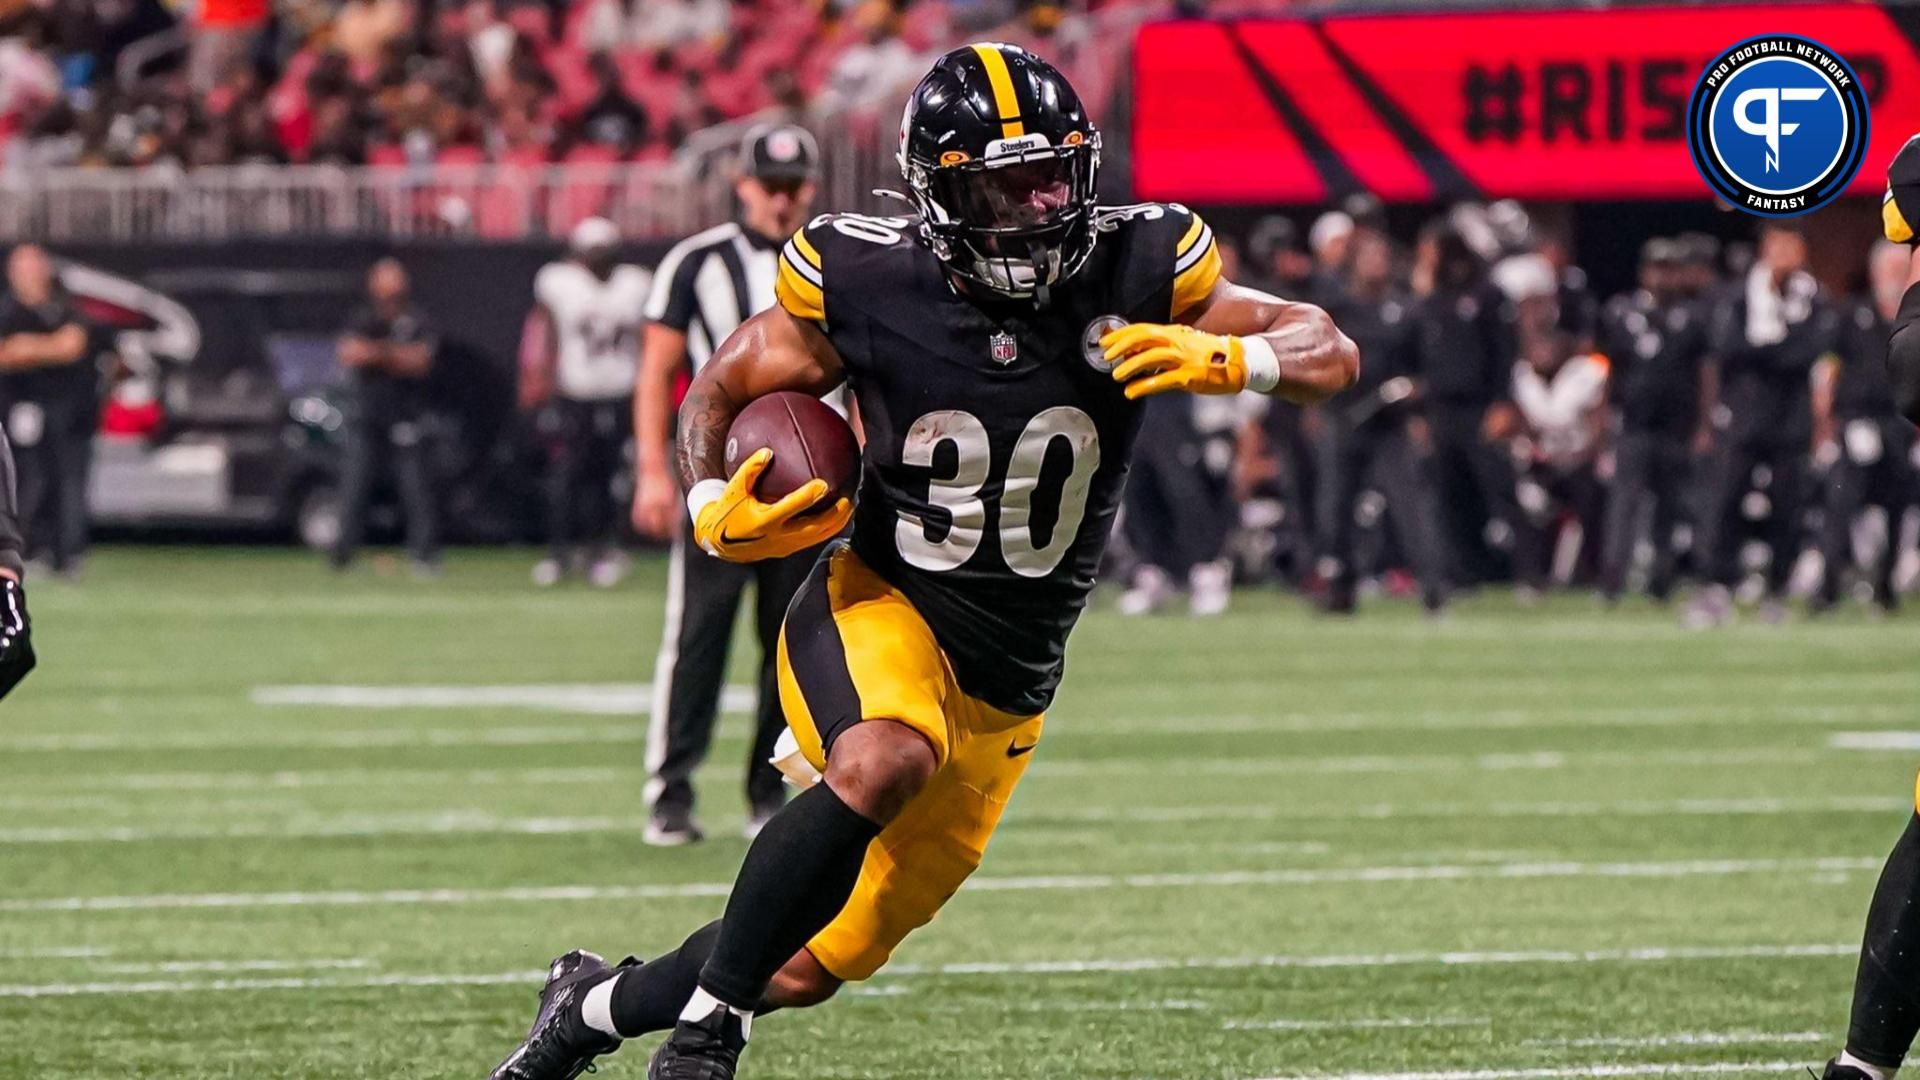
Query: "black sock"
1849 812 1920 1068
696 782 880 1010
603 919 723 1036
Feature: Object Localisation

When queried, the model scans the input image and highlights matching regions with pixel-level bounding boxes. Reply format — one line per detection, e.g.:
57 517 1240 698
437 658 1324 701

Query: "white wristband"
685 479 727 524
1240 335 1281 394
685 479 729 555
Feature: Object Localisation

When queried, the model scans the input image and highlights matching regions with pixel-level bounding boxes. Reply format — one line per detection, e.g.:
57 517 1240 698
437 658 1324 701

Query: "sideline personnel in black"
1688 220 1836 627
1315 226 1450 613
331 258 441 575
1597 238 1710 603
630 123 827 846
1408 218 1521 584
0 244 96 578
0 420 34 701
1810 240 1916 614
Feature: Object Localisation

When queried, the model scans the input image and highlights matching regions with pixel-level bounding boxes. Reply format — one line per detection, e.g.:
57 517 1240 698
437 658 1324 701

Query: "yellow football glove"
1101 322 1251 400
688 448 851 563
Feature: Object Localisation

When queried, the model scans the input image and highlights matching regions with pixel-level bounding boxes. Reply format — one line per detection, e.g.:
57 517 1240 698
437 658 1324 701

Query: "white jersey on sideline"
534 261 652 401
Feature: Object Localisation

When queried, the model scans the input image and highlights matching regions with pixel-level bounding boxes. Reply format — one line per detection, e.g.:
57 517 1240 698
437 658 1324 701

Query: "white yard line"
1537 1030 1826 1049
0 944 1857 998
248 683 757 715
1226 1016 1491 1031
1095 702 1917 736
881 943 1856 976
1250 1063 1805 1080
1035 795 1907 824
1833 732 1920 751
0 946 111 959
0 817 1337 847
0 858 1877 912
1 770 1877 812
50 767 628 792
89 958 375 975
0 725 648 752
1031 748 1820 776
1 799 1899 844
0 970 547 998
0 726 1826 771
0 813 651 844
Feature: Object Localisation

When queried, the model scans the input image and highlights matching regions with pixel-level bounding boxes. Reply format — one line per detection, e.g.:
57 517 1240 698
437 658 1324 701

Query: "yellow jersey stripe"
790 227 824 272
1171 240 1223 317
1886 191 1914 244
776 255 825 321
1176 213 1207 257
971 43 1026 139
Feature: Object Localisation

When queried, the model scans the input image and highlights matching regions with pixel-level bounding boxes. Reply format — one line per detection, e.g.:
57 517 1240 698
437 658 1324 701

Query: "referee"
630 122 829 846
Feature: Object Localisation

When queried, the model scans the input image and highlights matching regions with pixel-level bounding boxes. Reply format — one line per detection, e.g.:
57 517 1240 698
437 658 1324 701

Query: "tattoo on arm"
675 381 739 489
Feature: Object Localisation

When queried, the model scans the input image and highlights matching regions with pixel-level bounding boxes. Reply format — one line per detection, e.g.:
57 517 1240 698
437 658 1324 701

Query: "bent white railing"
0 162 733 243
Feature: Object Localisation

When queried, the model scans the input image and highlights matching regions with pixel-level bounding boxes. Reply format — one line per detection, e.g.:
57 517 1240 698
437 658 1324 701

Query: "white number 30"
895 407 1101 578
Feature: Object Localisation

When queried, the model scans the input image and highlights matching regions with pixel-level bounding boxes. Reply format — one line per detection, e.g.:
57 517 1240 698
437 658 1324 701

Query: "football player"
1820 133 1920 1080
486 43 1355 1080
523 217 652 588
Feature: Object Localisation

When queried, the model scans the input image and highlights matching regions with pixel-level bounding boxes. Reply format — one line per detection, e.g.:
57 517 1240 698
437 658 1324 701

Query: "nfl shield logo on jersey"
989 331 1019 365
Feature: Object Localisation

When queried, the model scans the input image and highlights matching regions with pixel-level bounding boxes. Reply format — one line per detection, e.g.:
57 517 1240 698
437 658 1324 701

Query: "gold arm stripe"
1171 239 1223 317
776 254 825 321
1176 213 1207 257
790 227 825 271
971 44 1025 139
1887 191 1914 244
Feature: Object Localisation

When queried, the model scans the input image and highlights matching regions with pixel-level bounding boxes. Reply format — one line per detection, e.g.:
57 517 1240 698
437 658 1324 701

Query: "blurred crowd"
1118 198 1918 626
0 0 1116 173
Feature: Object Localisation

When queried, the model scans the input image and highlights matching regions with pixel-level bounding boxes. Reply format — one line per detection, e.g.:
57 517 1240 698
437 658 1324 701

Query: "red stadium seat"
435 145 488 166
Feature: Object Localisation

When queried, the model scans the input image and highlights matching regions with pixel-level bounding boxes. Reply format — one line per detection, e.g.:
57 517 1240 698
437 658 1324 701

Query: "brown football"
724 391 860 510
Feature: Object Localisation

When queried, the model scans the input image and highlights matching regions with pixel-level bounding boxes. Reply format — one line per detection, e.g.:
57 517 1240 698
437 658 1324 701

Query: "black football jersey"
1600 290 1710 434
775 204 1223 715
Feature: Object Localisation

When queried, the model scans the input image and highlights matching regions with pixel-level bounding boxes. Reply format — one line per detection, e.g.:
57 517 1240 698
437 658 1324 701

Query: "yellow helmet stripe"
970 43 1026 139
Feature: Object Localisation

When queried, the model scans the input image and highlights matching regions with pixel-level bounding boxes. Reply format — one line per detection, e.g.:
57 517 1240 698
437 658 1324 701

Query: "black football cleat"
1817 1060 1877 1080
487 950 635 1080
647 1008 748 1080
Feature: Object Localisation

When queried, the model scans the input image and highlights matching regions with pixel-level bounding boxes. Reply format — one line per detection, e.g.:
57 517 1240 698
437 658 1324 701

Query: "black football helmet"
896 43 1101 301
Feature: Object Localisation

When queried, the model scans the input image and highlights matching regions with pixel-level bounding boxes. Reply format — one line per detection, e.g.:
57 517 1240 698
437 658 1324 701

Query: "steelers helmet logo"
1082 315 1128 373
1687 33 1869 217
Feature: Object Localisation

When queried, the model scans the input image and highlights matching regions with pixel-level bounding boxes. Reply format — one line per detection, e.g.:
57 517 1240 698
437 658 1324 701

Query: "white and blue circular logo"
1687 34 1869 217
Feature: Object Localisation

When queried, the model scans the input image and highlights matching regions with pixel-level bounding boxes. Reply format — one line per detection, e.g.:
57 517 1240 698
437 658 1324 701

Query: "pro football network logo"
1687 34 1869 217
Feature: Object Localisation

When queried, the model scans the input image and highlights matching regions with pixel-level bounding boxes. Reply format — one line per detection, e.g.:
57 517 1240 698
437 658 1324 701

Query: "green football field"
4 547 1919 1080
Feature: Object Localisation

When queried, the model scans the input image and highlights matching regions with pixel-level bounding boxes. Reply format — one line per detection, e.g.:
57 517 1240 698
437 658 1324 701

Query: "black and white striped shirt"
644 221 780 371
